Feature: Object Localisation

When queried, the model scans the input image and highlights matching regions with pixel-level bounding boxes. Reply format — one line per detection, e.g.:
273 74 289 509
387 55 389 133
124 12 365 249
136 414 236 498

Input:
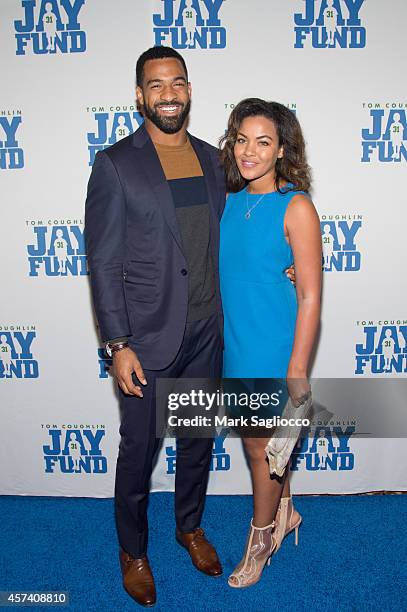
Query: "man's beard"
143 99 191 134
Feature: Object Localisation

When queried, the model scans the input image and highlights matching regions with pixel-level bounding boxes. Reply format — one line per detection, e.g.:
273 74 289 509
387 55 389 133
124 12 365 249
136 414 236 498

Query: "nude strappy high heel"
228 519 277 588
273 495 302 551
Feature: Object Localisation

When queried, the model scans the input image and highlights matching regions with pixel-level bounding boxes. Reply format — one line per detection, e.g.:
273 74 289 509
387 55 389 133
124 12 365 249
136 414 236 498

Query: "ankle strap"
250 518 275 530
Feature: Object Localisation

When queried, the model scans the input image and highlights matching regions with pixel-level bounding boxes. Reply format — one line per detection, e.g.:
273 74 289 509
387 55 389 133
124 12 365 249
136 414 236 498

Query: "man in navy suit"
85 46 225 607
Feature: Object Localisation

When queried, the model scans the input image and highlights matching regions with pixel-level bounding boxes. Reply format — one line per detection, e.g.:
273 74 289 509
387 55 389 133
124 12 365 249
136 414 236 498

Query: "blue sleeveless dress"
220 187 305 378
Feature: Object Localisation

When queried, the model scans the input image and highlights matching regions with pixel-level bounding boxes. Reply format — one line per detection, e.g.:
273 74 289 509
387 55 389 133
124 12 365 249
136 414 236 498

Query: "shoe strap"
251 518 275 530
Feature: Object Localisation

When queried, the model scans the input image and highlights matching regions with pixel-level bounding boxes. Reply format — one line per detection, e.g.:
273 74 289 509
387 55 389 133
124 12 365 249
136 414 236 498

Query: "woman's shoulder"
285 191 319 225
279 183 312 206
286 192 312 206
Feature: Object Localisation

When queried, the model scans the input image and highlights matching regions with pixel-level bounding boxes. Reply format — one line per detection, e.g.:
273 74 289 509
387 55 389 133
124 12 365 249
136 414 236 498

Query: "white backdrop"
1 0 406 497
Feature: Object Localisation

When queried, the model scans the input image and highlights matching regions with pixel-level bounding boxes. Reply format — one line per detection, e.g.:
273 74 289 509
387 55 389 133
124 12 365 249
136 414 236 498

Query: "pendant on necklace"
245 211 251 220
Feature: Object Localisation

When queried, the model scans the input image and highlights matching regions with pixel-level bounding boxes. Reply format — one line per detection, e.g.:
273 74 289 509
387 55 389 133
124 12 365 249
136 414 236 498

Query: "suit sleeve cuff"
107 337 128 345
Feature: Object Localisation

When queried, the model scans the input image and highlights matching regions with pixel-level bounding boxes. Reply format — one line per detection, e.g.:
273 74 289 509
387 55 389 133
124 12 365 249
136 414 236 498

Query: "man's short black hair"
136 46 189 87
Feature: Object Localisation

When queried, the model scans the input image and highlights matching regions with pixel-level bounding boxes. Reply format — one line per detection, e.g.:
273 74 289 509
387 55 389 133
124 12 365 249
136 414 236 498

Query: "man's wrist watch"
105 341 129 357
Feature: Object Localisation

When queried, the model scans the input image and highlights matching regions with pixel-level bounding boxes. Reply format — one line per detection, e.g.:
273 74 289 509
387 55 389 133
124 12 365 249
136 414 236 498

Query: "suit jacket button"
181 268 188 276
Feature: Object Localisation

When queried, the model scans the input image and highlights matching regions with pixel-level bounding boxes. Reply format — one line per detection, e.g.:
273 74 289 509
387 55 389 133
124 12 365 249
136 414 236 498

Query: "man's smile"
156 104 182 115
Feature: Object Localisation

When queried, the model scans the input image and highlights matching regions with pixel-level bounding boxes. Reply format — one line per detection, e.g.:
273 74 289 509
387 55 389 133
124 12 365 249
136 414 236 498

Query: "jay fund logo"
26 220 87 277
0 111 24 170
97 348 112 379
86 106 144 166
0 326 39 379
355 320 407 375
361 105 407 163
291 427 355 471
320 214 362 272
153 0 226 49
166 436 230 474
14 0 86 55
294 0 366 49
42 425 107 474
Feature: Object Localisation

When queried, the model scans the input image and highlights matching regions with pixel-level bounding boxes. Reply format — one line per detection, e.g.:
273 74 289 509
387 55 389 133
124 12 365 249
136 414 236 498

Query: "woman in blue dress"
219 99 322 588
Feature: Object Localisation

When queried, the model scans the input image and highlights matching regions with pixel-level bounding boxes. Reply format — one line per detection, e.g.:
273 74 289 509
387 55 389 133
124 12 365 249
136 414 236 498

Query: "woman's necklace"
245 190 268 220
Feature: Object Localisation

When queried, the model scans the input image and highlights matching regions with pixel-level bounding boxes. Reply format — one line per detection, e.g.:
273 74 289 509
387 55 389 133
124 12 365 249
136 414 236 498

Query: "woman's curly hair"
219 98 312 194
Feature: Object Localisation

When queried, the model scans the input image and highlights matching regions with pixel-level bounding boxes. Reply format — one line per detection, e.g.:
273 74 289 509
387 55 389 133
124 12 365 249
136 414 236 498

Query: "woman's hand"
286 378 310 407
287 365 310 407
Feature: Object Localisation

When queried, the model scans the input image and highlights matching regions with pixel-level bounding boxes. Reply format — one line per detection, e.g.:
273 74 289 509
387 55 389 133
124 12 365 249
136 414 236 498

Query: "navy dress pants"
114 313 222 558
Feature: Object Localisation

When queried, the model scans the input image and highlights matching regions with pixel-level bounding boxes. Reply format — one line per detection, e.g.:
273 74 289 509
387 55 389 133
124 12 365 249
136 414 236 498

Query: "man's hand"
113 347 147 397
285 264 296 285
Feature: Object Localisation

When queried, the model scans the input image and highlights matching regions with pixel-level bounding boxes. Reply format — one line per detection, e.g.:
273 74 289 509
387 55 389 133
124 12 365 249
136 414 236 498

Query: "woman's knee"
243 438 267 463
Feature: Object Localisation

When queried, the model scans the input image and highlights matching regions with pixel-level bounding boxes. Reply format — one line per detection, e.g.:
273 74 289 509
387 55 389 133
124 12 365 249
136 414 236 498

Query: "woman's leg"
243 436 288 526
273 460 302 550
228 435 286 587
282 469 290 497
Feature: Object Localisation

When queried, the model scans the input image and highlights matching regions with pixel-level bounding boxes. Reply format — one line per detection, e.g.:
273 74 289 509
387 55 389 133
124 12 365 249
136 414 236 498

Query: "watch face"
105 344 112 357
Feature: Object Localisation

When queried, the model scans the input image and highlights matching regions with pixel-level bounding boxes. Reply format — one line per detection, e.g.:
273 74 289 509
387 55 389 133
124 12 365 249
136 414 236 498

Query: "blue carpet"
0 494 406 612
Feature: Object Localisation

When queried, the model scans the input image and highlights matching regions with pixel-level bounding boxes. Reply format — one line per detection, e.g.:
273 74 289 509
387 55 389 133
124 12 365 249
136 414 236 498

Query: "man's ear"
187 82 192 99
136 86 144 107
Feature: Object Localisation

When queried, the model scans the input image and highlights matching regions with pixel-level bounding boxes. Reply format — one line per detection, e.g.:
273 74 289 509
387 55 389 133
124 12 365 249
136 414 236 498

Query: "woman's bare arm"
285 194 322 379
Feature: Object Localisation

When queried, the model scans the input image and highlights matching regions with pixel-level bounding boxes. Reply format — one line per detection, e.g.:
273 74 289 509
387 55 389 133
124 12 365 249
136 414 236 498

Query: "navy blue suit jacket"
85 123 226 370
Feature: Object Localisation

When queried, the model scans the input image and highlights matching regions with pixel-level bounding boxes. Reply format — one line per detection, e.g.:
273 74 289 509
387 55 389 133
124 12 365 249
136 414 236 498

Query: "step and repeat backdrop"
1 0 406 497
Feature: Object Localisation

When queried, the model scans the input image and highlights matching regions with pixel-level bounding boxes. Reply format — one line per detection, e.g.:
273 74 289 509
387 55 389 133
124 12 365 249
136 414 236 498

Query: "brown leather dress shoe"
119 549 156 607
176 527 222 576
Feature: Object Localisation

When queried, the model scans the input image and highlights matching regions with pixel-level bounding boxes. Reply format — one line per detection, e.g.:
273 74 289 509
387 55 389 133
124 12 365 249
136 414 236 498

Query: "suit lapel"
132 125 184 253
